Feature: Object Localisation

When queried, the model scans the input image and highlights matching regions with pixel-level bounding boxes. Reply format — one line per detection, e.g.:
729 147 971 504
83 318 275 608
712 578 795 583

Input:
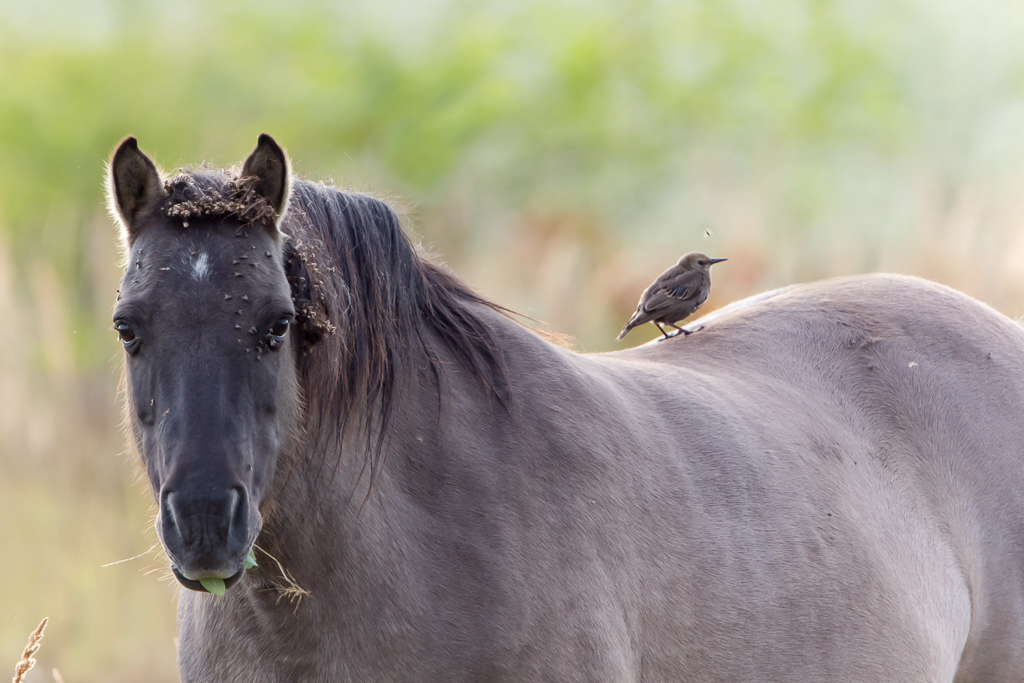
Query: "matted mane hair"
283 180 512 439
161 170 511 485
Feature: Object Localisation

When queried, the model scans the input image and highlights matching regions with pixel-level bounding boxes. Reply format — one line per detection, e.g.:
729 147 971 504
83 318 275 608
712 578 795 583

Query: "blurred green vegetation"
1 0 923 363
3 0 1024 680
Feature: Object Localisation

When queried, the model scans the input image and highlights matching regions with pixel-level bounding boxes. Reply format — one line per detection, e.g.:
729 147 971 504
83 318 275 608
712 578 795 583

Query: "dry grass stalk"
51 669 64 683
101 542 160 567
254 545 311 610
11 617 48 683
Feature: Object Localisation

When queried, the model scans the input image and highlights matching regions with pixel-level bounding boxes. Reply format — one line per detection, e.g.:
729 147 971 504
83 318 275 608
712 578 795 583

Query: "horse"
107 134 1024 682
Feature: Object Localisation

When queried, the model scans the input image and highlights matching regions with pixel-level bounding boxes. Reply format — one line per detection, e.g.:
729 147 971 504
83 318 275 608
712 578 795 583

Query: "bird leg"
654 322 673 340
665 322 692 337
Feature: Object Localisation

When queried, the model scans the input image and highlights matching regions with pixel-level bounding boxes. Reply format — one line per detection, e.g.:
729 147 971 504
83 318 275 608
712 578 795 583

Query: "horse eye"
115 321 140 353
271 318 290 338
266 317 290 350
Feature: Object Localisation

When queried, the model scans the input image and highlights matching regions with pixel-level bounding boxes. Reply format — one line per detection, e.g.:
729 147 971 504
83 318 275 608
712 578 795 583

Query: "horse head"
108 134 301 592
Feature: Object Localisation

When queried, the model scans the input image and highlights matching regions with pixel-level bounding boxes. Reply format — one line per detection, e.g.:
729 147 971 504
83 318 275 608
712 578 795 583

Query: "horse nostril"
228 487 249 543
228 488 241 520
163 491 179 529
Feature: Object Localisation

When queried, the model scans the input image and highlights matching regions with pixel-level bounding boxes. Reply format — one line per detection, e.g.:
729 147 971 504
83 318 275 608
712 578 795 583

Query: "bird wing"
642 269 704 313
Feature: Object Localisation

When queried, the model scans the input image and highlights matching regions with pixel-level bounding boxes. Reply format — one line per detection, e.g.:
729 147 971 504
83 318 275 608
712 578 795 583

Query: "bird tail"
617 309 644 341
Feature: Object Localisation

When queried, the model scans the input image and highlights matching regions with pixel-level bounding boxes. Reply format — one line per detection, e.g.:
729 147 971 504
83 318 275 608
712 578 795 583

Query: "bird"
616 252 726 341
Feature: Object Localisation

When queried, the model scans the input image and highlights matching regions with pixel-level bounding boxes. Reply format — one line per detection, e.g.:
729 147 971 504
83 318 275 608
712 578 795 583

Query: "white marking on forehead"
191 252 211 281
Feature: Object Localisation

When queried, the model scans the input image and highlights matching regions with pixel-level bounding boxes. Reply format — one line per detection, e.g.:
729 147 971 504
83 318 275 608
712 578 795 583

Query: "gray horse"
107 134 1023 682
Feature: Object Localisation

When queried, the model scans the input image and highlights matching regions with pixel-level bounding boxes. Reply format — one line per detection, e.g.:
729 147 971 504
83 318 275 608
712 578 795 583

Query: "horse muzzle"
158 485 259 592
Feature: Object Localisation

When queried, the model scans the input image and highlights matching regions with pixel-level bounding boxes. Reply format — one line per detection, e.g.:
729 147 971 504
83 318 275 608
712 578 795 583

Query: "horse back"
482 274 1024 681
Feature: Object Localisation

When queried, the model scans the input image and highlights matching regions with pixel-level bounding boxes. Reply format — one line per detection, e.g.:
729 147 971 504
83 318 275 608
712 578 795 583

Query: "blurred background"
3 0 1024 679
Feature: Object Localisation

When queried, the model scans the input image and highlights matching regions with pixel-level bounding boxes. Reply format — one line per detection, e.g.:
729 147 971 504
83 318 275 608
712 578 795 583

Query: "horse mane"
161 170 510 486
283 180 511 455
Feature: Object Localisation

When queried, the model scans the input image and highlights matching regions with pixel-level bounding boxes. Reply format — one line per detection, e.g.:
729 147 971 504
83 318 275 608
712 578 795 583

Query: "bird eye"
114 321 140 353
697 259 705 266
266 317 290 350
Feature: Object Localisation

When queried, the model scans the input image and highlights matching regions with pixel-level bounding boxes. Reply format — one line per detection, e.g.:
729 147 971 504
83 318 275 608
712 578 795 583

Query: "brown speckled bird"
617 252 726 341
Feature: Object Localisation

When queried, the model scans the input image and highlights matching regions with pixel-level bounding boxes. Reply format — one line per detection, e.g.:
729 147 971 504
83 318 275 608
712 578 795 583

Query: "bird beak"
707 258 727 265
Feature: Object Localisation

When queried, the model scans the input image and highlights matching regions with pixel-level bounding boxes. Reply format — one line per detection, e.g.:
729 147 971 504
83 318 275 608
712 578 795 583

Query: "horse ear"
241 134 292 227
107 136 164 245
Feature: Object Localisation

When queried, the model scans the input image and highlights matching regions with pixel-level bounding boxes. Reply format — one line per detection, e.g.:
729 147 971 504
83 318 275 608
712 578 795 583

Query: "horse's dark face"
109 135 298 592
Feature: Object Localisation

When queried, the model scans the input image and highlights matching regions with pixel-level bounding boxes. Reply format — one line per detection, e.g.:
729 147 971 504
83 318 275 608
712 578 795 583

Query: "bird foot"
656 329 685 341
662 324 705 340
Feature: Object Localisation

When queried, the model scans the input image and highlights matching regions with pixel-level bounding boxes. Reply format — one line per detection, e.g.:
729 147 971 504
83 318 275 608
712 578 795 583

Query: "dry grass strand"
11 617 48 683
101 542 161 568
253 545 311 611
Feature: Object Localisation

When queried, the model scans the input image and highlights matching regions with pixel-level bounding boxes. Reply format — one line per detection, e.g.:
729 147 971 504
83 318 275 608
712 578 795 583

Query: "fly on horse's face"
108 135 300 592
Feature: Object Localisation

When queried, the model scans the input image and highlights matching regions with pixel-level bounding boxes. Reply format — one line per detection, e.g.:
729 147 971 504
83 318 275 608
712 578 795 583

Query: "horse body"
180 279 1022 683
107 136 1024 682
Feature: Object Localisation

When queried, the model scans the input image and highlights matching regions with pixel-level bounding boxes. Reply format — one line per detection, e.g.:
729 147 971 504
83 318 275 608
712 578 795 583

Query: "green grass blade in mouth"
244 550 258 569
199 577 226 595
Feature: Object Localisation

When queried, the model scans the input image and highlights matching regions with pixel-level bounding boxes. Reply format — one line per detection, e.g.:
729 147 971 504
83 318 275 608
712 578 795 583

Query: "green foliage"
0 0 931 362
199 577 226 596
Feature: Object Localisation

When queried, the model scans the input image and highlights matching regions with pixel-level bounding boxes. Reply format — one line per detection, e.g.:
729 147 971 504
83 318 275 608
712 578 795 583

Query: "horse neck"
259 304 518 577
